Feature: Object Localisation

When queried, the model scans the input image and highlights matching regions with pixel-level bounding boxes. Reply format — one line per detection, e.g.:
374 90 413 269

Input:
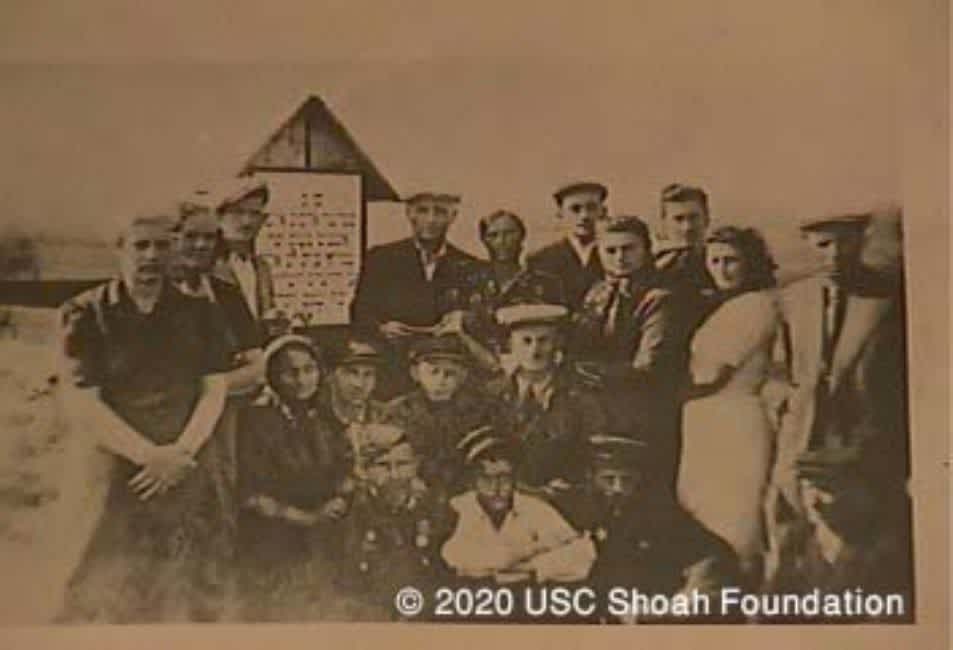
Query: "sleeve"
236 408 272 502
526 499 596 582
198 298 232 374
691 291 778 378
630 288 676 375
440 498 510 577
57 297 104 389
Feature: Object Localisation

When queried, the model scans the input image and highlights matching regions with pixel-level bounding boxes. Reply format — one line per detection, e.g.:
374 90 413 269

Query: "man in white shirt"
211 177 274 322
442 430 595 585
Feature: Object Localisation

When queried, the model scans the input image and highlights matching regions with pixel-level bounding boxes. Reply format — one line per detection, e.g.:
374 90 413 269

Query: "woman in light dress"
677 226 780 578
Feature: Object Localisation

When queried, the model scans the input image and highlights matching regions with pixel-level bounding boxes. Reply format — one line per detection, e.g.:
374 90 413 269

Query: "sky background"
0 1 922 273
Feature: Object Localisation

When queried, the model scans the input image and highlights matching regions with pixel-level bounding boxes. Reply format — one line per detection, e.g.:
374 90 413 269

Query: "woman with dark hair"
677 225 781 579
236 334 350 620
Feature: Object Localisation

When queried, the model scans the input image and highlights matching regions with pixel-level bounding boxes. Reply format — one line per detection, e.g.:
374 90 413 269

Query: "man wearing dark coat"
526 181 609 312
554 435 742 623
350 192 480 336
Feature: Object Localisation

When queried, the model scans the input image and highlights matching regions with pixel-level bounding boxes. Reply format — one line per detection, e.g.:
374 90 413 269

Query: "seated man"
487 303 606 492
383 334 495 499
554 435 741 623
332 424 453 620
762 446 914 623
442 428 596 587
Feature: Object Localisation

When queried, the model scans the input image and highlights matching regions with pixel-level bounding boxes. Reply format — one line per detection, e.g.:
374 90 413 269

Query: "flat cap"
408 334 470 365
588 434 648 468
553 181 608 204
328 336 385 367
799 212 871 233
495 303 569 329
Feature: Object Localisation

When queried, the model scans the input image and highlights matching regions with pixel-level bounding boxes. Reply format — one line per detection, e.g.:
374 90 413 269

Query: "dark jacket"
527 238 603 312
350 238 480 330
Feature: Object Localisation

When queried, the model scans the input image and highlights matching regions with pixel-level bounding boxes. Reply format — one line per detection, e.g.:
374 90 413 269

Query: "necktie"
821 283 845 371
603 280 627 338
811 283 846 449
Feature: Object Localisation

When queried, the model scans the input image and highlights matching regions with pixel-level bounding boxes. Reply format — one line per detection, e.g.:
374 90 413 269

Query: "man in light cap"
526 181 608 311
351 191 479 339
764 212 910 579
554 435 741 622
210 177 275 322
487 302 606 492
441 426 596 588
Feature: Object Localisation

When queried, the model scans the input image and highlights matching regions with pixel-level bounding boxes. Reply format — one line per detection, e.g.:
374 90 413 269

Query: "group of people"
50 175 913 624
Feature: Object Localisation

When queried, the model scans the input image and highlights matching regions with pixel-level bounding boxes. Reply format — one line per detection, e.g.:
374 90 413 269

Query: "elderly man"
527 181 609 311
351 192 479 339
765 213 910 553
55 213 234 623
211 177 275 322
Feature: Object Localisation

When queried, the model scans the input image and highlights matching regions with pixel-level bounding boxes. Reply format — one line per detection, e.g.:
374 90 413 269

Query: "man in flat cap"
351 192 479 340
332 424 453 620
554 435 741 622
210 177 275 324
487 303 606 493
383 334 496 499
761 446 913 623
764 212 911 581
526 181 609 312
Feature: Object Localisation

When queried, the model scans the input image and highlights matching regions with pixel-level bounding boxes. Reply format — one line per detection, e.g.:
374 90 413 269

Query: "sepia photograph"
0 1 948 648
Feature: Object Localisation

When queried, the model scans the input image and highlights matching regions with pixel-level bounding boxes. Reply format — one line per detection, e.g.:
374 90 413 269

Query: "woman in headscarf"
235 334 350 621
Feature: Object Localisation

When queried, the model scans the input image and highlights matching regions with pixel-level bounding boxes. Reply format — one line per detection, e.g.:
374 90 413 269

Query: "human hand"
129 445 196 500
245 494 282 518
379 321 414 340
319 496 349 521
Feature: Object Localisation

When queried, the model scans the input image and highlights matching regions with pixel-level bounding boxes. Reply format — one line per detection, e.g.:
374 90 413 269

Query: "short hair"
478 210 527 240
115 213 176 248
705 226 778 291
660 183 710 216
595 215 652 252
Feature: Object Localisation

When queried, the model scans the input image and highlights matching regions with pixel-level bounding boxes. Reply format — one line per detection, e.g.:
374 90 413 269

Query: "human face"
557 190 606 243
482 214 524 264
118 222 173 290
706 241 747 291
475 459 515 515
592 467 639 502
407 199 457 244
597 230 649 278
411 359 468 403
332 363 378 404
273 347 321 403
803 228 864 282
178 210 219 272
366 442 419 508
661 199 709 248
220 194 267 243
508 324 560 375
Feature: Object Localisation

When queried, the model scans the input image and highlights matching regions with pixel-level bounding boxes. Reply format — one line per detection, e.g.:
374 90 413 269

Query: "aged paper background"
0 0 947 647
